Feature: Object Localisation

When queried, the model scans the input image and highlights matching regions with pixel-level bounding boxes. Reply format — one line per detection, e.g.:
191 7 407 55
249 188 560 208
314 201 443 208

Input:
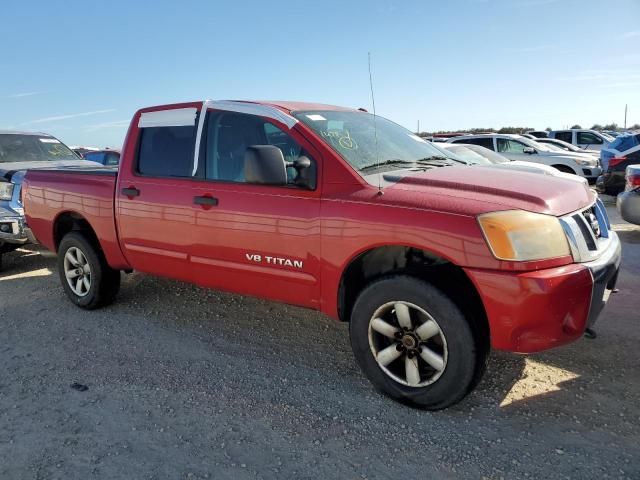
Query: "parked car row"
445 133 601 181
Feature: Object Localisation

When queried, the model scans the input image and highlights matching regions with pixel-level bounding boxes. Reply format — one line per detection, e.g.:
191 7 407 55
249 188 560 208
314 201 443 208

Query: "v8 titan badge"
246 253 303 269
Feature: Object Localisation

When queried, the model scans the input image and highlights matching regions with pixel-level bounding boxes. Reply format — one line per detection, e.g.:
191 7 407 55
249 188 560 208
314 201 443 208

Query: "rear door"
115 106 201 282
189 107 322 308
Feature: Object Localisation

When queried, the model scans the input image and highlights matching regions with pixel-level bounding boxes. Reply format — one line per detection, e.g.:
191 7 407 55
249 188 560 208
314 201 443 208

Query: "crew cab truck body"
23 100 621 409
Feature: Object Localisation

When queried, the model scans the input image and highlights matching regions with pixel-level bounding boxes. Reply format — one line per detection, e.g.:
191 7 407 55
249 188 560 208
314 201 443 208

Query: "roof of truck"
258 101 357 113
0 130 52 136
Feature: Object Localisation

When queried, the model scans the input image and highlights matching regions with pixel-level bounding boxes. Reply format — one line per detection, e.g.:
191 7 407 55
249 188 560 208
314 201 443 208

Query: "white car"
547 129 614 152
437 143 586 184
446 134 601 182
535 137 600 156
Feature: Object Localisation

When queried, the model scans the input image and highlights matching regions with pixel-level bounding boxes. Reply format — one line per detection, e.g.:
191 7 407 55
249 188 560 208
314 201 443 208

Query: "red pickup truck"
23 100 621 409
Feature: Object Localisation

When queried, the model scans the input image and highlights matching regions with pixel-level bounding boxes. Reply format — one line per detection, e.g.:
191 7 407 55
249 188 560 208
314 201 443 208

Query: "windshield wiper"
416 156 469 165
359 159 418 173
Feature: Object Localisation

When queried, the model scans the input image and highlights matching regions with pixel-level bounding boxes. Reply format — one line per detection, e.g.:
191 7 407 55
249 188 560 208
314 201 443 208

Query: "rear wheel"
57 232 120 309
350 276 485 410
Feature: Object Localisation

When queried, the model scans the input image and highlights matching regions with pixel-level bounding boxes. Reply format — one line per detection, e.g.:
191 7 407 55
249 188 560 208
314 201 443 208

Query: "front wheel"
350 276 485 410
57 232 120 309
552 164 577 175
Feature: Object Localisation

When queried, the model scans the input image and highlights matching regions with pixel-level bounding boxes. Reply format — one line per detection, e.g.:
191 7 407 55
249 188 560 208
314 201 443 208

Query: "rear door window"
455 137 495 150
137 125 195 177
554 131 573 143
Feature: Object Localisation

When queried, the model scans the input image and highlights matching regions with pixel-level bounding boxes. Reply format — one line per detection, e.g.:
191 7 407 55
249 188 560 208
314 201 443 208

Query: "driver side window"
204 111 314 187
577 132 603 145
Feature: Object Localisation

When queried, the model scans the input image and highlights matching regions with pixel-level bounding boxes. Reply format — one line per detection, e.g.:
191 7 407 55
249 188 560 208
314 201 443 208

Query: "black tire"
57 232 120 309
0 252 3 272
350 275 485 410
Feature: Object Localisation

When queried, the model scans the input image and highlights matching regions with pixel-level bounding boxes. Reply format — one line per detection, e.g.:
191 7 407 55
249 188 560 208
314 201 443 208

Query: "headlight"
478 210 571 261
576 158 596 167
0 182 14 201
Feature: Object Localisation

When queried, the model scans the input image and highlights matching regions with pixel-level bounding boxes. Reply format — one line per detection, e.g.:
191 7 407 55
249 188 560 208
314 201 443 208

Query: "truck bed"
23 166 130 270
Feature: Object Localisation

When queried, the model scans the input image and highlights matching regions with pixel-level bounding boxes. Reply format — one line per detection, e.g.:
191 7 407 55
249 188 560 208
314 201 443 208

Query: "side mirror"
287 155 316 190
523 147 536 154
244 145 288 186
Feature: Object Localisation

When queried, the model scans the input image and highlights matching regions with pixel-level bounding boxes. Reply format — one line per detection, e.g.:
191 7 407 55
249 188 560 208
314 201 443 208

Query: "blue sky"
1 0 639 147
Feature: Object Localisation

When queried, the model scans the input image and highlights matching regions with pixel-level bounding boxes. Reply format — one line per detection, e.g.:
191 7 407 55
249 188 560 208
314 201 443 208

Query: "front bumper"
582 166 602 181
465 231 621 353
584 231 621 328
0 207 35 246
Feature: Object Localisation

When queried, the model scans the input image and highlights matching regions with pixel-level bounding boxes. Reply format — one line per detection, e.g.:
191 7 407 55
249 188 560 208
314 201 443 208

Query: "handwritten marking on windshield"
320 130 358 150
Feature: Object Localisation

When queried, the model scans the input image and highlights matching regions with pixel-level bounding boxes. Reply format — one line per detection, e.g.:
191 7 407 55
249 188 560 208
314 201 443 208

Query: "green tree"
570 124 582 129
603 123 618 131
631 123 640 130
545 127 552 131
591 124 603 131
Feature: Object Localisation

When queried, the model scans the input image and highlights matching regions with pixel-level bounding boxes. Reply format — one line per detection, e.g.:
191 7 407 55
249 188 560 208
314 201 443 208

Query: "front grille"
560 198 611 262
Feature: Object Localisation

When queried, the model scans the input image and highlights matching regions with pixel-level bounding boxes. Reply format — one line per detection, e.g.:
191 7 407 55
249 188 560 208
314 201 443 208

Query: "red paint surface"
24 100 598 353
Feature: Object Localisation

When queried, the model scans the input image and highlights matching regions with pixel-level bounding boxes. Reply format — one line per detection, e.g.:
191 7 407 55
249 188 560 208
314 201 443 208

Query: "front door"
189 108 322 308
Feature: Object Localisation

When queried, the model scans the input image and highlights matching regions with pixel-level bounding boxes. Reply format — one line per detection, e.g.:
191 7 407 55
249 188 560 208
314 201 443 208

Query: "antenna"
368 52 382 194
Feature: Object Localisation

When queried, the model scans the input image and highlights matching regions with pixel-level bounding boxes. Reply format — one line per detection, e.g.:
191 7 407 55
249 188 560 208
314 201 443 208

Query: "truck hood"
0 160 100 183
383 165 595 217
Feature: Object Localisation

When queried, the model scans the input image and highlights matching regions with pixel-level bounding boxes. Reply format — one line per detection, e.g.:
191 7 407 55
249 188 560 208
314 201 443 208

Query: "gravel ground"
1 201 639 480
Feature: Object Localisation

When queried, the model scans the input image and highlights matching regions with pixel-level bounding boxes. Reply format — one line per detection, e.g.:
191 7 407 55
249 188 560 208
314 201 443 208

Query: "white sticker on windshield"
306 114 326 121
39 138 60 143
407 133 427 143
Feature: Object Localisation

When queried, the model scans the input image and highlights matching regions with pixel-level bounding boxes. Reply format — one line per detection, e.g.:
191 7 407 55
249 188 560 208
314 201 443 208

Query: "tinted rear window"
454 137 494 150
609 134 640 153
554 131 573 143
137 126 195 177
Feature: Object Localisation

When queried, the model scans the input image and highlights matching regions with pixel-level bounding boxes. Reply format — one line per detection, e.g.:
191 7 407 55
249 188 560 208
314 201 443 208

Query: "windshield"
601 132 615 142
462 144 510 163
294 110 463 173
0 134 79 163
539 142 566 152
543 139 579 151
440 145 491 165
517 136 554 152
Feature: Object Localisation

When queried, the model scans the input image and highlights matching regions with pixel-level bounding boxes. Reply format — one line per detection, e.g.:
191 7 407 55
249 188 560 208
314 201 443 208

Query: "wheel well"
338 246 489 347
53 212 100 253
552 164 577 174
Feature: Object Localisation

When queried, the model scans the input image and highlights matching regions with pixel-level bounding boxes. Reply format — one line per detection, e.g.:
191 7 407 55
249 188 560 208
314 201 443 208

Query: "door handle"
121 187 140 197
194 195 218 206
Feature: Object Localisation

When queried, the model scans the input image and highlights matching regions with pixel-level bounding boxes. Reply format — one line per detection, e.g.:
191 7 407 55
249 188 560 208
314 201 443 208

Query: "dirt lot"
1 201 638 480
